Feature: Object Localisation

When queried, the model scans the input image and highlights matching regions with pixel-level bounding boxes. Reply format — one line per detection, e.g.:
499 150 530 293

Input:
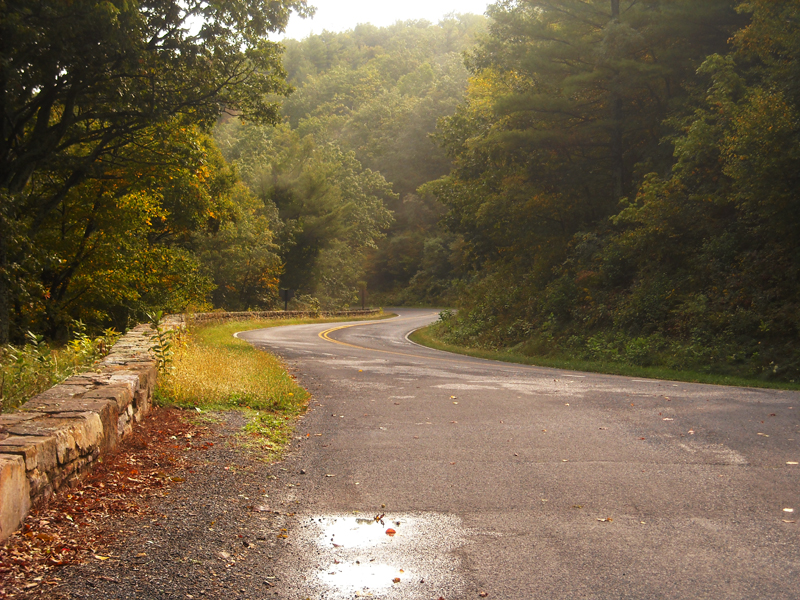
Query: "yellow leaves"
467 68 518 115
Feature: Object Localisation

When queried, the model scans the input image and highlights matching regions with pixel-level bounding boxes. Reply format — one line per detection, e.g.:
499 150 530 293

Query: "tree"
0 0 311 341
278 16 487 297
425 1 742 346
11 123 250 337
435 0 741 267
215 121 395 307
588 0 800 377
195 182 283 311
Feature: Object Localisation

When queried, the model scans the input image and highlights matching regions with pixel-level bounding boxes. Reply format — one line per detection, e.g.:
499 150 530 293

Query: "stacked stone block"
0 322 167 541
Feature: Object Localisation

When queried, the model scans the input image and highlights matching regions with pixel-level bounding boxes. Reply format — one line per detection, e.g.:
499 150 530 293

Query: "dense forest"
428 0 800 381
214 14 487 306
2 1 799 381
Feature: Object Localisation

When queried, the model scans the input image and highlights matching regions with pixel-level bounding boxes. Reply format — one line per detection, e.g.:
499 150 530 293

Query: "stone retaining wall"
0 309 380 542
187 309 379 322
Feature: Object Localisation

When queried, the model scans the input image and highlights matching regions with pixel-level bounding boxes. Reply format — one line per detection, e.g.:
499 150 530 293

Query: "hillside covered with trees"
428 0 800 381
214 14 487 305
2 0 799 383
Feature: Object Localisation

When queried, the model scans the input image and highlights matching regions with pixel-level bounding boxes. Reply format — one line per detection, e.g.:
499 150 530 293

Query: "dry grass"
157 323 308 414
157 315 391 459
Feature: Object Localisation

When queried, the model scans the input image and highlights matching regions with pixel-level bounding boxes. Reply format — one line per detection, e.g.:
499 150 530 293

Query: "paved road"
239 309 800 600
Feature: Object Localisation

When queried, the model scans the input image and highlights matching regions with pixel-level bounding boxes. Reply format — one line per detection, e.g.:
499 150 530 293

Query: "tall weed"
1 326 120 412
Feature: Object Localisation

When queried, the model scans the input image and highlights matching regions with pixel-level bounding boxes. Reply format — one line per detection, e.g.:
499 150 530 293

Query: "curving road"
239 309 800 599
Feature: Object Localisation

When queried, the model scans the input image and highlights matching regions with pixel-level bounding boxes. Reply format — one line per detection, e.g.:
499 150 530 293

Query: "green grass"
410 326 800 391
239 411 297 460
157 313 392 460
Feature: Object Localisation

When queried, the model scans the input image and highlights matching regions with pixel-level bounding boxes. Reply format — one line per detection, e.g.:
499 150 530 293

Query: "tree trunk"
0 222 9 344
611 96 624 200
610 0 624 200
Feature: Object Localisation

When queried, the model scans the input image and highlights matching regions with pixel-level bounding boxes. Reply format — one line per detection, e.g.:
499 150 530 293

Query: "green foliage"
1 326 119 412
0 0 310 342
193 175 284 312
275 16 488 300
292 294 322 317
433 0 741 269
5 123 247 339
146 311 175 374
215 121 395 308
430 1 800 382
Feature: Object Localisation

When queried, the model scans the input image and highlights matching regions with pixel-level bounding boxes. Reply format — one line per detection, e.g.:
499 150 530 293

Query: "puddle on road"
278 512 466 599
319 561 413 595
317 515 400 548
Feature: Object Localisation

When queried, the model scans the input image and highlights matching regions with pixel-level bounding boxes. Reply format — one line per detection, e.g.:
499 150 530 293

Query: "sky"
280 0 492 40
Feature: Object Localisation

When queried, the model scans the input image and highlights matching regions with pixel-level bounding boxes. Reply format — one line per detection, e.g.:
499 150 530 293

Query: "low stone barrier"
0 309 380 542
187 309 379 322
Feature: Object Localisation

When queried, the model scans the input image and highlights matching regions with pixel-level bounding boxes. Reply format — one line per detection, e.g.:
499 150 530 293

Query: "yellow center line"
317 314 487 365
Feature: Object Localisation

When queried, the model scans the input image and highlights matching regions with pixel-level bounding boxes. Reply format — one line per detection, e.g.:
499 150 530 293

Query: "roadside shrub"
1 326 120 412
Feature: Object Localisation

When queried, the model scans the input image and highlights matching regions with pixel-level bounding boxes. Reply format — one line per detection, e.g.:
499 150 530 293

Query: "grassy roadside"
156 313 391 460
410 325 800 391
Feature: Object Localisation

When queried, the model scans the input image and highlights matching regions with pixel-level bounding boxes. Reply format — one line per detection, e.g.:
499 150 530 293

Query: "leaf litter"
0 408 205 599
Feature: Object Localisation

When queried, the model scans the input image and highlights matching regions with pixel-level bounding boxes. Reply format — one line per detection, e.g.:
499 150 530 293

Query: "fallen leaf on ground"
94 555 111 560
393 577 401 583
597 517 613 522
385 528 396 536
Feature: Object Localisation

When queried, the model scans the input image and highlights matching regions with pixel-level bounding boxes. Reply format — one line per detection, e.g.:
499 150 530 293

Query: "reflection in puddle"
317 515 402 548
319 562 411 595
281 512 465 599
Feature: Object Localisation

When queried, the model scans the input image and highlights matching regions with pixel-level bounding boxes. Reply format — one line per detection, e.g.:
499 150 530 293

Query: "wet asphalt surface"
238 309 800 600
54 309 800 600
